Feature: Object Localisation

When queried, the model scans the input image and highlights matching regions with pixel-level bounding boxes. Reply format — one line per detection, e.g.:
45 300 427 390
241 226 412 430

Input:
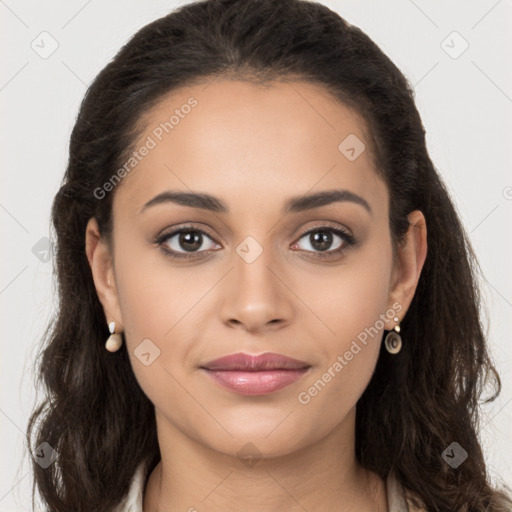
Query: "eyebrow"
140 189 372 216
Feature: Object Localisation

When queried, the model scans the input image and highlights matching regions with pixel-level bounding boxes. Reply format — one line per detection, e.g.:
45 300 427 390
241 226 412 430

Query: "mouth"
200 352 311 396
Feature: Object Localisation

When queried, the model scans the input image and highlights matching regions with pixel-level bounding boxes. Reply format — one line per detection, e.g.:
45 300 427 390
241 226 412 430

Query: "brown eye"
292 226 355 259
156 226 220 260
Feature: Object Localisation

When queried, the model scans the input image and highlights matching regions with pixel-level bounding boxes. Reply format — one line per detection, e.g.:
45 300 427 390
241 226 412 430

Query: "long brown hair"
26 0 512 510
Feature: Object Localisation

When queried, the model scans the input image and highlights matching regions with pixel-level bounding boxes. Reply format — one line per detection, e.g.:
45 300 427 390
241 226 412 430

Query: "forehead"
112 79 386 219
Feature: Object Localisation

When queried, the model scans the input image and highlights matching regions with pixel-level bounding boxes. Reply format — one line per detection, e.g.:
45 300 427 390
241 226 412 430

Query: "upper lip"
201 352 311 371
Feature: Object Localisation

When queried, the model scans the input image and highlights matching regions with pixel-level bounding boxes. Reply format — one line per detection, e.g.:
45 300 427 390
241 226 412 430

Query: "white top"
113 460 426 512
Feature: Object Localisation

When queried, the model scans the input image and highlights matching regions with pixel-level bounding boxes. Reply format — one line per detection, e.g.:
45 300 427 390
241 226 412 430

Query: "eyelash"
154 223 356 261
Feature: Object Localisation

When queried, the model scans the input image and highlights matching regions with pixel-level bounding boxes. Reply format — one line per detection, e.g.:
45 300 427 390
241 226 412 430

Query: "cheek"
113 229 207 342
115 263 206 424
306 233 393 348
299 233 393 396
112 239 206 391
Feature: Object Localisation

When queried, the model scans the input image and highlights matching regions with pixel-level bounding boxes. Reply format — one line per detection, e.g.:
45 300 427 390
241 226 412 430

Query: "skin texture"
85 79 427 512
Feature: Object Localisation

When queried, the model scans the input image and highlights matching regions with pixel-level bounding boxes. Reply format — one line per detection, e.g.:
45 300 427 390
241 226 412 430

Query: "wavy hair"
26 0 511 510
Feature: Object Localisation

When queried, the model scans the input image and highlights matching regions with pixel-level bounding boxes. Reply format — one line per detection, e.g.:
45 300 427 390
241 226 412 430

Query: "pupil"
311 231 332 251
180 231 201 252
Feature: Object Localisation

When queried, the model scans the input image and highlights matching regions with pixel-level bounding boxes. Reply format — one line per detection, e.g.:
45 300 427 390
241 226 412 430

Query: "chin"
197 419 316 460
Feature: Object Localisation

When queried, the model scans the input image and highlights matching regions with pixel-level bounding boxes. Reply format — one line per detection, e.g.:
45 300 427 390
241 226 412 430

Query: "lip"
201 352 310 371
200 352 311 396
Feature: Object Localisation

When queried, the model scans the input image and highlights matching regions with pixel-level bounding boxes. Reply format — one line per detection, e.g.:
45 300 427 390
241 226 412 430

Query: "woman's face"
88 79 423 459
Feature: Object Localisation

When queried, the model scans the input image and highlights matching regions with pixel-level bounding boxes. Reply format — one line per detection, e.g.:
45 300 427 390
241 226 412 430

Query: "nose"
219 242 294 334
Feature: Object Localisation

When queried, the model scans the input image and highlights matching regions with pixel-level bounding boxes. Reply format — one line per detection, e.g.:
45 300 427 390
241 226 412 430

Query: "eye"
154 223 356 261
291 225 355 259
155 225 220 260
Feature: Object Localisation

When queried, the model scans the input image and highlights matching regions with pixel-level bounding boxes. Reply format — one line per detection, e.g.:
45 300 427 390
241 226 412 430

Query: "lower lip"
201 368 310 396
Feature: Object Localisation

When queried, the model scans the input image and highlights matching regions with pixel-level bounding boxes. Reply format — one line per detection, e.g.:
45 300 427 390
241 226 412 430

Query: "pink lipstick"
200 352 311 396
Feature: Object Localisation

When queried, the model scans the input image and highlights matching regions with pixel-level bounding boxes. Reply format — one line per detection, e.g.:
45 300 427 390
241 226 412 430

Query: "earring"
105 321 123 352
384 316 402 354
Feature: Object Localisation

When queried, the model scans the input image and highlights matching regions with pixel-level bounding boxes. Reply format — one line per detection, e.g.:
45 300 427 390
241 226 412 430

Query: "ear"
386 210 427 326
85 217 123 331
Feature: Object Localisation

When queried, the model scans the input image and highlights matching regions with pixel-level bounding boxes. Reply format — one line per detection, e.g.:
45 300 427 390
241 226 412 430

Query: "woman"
26 0 512 510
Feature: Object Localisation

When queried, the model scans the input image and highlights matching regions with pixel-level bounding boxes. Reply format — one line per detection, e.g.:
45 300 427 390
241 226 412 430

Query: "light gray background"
1 0 511 509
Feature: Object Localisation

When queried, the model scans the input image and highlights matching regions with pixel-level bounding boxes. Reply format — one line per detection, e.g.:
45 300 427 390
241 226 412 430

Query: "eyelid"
155 222 217 242
294 222 354 241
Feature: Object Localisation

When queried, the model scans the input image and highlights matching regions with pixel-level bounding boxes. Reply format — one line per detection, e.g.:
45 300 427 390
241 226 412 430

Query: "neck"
143 407 388 512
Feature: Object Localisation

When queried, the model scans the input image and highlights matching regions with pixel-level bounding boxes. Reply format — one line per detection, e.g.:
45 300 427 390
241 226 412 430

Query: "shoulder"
386 471 428 512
